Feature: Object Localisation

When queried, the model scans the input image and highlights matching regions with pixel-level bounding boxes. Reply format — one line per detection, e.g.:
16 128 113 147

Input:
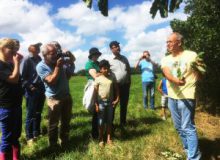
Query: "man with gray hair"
36 43 74 148
161 32 201 160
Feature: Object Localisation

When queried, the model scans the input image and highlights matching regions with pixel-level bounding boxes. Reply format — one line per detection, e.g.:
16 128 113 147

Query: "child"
0 38 23 160
157 76 168 120
94 60 119 147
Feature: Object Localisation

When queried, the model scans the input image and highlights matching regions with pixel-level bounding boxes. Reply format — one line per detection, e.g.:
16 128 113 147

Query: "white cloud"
55 2 116 36
91 37 110 48
0 0 84 56
112 1 187 39
124 27 172 67
0 0 188 71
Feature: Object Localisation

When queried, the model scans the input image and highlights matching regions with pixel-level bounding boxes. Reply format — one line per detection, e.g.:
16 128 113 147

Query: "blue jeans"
142 81 155 109
0 106 22 152
98 100 113 126
25 89 45 140
168 98 201 160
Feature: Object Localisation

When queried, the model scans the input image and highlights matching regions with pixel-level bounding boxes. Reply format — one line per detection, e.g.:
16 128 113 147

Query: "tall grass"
20 75 186 160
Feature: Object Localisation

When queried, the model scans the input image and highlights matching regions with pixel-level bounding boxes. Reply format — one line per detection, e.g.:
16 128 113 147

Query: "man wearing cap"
109 41 131 126
85 47 102 139
21 43 45 145
36 43 74 147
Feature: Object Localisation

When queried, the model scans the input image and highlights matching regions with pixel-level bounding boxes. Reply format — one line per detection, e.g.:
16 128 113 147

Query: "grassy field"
18 75 219 160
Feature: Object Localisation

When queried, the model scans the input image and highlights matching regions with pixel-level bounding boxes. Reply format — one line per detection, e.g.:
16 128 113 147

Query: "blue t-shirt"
36 61 69 99
162 78 168 95
139 60 154 82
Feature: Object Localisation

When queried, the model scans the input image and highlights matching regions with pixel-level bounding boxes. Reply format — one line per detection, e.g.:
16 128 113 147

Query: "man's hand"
95 103 99 113
112 99 119 107
177 77 186 86
56 58 64 67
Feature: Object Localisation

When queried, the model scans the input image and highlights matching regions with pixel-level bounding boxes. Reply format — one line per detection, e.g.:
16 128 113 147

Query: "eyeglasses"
166 40 180 44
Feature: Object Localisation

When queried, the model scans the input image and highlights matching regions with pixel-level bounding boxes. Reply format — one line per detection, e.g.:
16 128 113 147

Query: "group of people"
0 32 201 160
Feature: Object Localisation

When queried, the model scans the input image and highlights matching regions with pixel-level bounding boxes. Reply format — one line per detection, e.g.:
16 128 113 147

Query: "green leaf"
83 0 92 8
98 0 108 17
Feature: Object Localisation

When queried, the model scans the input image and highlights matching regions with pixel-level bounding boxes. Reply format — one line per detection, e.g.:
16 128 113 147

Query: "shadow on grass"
113 116 162 141
73 110 91 118
127 117 163 127
21 120 92 160
200 138 220 160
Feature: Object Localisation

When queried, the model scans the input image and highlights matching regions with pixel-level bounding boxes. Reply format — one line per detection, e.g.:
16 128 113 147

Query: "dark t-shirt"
0 60 23 108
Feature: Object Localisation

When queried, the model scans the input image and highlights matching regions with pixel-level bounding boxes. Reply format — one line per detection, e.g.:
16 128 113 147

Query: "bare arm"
162 67 185 86
88 69 100 79
6 54 22 84
44 58 63 85
157 80 163 95
94 84 99 112
112 83 119 106
135 59 141 70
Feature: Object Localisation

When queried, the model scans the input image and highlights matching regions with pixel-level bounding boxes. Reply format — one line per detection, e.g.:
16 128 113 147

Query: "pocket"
47 98 60 111
0 108 10 121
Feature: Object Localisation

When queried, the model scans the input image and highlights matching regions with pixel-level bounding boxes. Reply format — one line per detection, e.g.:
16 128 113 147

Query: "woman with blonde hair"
0 38 23 160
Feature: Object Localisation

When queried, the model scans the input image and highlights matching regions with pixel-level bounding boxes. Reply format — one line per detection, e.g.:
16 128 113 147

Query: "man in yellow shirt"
161 32 201 160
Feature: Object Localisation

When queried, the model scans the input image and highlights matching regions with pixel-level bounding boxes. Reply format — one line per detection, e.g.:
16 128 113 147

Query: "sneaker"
27 139 34 146
162 116 166 120
99 141 104 147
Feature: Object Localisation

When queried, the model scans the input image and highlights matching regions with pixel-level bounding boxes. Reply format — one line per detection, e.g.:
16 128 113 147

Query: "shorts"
98 100 113 126
161 95 168 107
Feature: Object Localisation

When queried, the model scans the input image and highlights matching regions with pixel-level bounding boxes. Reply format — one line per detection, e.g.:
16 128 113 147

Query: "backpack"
82 80 95 113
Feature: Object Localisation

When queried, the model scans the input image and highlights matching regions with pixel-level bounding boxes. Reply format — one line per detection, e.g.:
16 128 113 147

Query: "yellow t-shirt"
161 50 198 99
94 74 115 101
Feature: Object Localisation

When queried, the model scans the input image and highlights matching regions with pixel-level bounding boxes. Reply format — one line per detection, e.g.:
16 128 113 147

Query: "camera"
57 49 72 61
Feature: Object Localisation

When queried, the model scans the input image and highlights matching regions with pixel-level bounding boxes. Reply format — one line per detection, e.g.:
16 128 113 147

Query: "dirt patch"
195 111 220 160
195 111 220 140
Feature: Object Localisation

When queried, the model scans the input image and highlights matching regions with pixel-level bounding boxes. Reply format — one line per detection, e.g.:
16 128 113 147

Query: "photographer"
36 43 74 148
135 51 157 110
50 41 75 77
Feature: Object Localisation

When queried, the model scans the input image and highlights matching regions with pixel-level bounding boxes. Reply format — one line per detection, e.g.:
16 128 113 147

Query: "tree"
171 0 220 114
82 0 183 18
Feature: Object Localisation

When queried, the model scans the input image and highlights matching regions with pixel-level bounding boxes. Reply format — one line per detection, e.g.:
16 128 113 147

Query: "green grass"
20 75 186 160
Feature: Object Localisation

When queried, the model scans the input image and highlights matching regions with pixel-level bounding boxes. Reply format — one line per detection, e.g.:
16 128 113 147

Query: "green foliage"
98 0 108 16
171 0 220 114
191 52 206 75
82 0 184 18
150 0 183 18
83 0 92 8
82 0 108 16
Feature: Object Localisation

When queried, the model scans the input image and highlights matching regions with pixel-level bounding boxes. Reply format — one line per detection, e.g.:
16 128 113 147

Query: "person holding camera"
21 43 45 146
135 51 157 110
36 43 74 148
0 38 23 160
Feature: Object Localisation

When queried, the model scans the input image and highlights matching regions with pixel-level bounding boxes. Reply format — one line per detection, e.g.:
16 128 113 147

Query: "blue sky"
0 0 187 70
